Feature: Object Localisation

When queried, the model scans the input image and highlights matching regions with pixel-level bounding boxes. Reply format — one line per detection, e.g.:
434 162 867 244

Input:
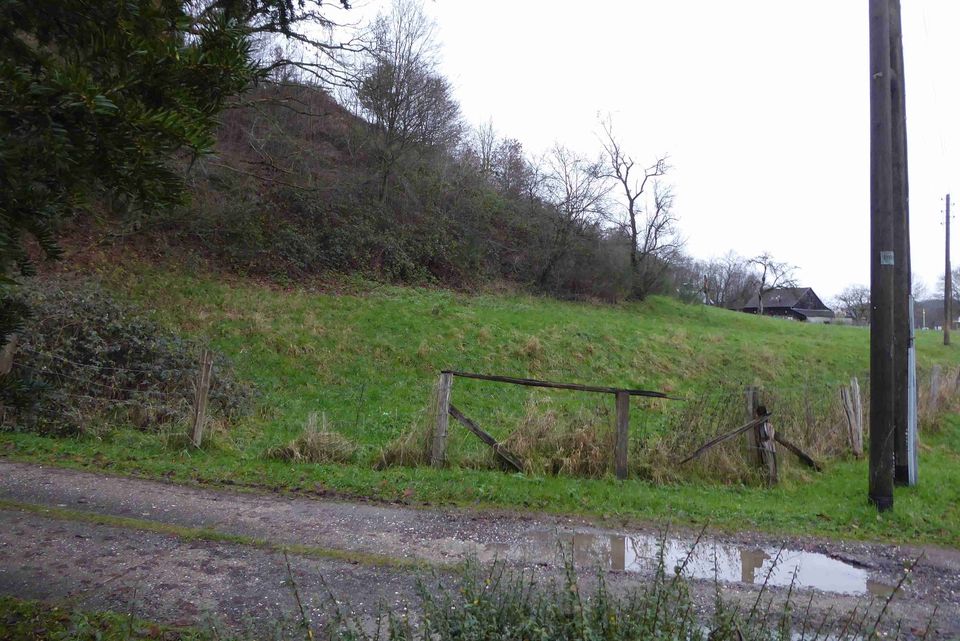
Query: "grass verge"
3 267 960 547
0 498 423 570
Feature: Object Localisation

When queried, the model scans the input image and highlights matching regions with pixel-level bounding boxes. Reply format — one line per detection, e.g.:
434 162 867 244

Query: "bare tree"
537 145 609 287
189 0 364 89
472 118 498 179
701 251 759 308
599 117 676 298
354 0 462 200
748 252 797 314
833 285 871 324
912 275 928 302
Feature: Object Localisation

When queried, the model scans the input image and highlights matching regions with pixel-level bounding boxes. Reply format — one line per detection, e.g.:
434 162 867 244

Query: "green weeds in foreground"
1 555 928 641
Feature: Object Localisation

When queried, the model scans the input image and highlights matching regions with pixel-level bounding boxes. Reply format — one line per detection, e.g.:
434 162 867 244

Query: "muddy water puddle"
480 530 894 597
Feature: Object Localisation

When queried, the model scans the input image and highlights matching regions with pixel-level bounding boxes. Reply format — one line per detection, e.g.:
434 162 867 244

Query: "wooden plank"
0 334 17 376
745 386 762 465
760 417 778 486
929 365 942 414
851 376 864 457
615 391 629 480
774 434 822 472
840 386 858 456
448 405 523 472
431 372 453 468
442 370 676 399
190 348 213 448
679 414 772 465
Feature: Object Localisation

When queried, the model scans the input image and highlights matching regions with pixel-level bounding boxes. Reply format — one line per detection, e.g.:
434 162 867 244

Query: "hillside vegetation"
4 265 960 545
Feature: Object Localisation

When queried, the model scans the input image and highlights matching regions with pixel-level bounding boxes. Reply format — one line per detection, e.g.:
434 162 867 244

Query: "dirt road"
0 460 957 638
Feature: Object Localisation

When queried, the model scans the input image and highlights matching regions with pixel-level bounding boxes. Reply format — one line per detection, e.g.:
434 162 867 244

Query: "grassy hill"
4 265 960 546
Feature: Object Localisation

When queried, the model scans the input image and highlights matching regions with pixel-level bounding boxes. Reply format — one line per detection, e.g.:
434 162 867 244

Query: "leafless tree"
354 0 462 200
748 252 797 314
833 285 871 324
935 267 960 308
701 251 759 307
471 118 498 179
187 0 364 89
912 275 929 302
537 145 610 287
599 117 676 298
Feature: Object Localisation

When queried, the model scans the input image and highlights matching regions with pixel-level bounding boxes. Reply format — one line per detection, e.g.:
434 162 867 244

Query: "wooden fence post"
745 386 762 465
431 372 453 468
190 348 214 448
615 391 630 480
929 365 942 415
760 418 777 486
0 334 17 376
841 382 863 459
852 384 864 457
0 334 17 422
851 377 864 457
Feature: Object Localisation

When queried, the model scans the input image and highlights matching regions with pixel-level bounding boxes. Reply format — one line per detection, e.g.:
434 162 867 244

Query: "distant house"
739 287 836 323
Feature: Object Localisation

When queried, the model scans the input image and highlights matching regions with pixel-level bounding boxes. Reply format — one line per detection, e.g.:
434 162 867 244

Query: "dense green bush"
1 279 251 436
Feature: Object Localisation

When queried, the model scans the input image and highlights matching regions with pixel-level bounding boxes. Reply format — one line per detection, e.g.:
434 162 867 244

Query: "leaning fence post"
431 372 453 468
744 386 763 465
761 417 777 486
614 391 630 480
850 377 864 457
190 348 214 447
929 365 942 415
0 334 17 376
0 334 17 421
840 384 862 459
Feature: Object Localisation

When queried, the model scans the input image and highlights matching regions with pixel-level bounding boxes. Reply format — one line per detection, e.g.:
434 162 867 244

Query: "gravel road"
0 460 956 638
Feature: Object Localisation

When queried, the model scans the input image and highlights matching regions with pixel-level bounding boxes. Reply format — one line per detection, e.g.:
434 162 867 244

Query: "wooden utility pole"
945 194 952 346
868 0 896 511
889 0 911 486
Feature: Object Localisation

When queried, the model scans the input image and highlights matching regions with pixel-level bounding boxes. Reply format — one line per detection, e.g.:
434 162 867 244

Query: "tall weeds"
325 551 912 641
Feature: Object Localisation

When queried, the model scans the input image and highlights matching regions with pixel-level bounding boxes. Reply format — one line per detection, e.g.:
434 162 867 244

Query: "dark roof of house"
739 287 835 318
746 287 811 309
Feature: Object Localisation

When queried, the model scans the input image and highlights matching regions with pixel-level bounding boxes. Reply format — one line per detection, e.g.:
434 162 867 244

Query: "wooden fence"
430 370 677 480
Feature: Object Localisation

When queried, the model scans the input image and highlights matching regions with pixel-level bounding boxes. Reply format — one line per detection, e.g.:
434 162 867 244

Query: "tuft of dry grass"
376 378 439 469
264 413 357 464
641 381 851 485
917 365 960 432
500 398 613 477
518 335 543 361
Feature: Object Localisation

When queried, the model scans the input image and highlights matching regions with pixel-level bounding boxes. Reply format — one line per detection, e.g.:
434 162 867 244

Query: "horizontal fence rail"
441 370 680 400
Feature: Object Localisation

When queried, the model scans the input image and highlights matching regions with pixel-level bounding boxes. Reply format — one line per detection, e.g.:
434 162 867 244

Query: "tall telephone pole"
890 0 911 487
868 0 896 511
946 194 952 346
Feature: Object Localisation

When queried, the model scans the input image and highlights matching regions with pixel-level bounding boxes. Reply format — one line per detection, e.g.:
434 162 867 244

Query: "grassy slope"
3 266 960 547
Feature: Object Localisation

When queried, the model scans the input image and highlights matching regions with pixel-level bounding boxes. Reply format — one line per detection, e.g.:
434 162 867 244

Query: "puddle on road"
480 531 894 598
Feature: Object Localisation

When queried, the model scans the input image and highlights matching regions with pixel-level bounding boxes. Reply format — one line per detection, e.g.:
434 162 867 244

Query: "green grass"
0 595 217 640
3 266 960 547
0 498 424 570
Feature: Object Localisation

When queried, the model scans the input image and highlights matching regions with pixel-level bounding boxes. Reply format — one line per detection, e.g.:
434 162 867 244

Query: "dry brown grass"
640 386 756 484
499 398 613 477
918 365 960 431
377 369 960 487
376 378 439 469
264 413 357 464
641 381 851 485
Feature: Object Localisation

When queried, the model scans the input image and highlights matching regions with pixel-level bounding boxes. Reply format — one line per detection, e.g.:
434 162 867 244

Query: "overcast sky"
343 1 960 301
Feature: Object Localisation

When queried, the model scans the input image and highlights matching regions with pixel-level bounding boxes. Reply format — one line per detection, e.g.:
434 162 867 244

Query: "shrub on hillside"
0 279 252 436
